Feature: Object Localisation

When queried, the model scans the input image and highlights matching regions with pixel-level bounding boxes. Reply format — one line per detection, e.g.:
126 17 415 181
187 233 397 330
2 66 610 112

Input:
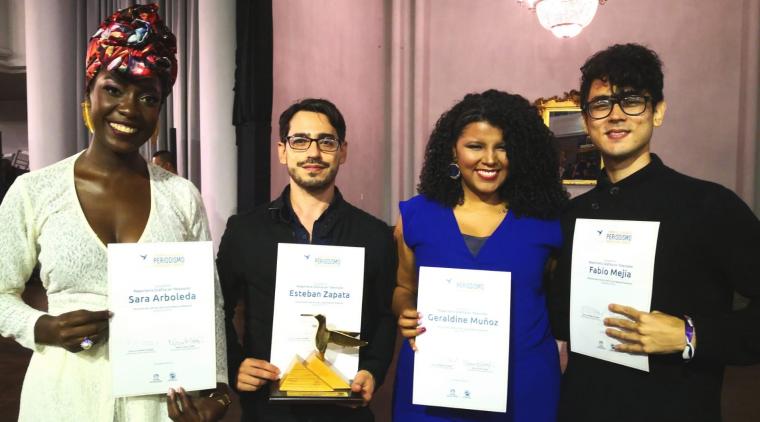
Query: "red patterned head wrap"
85 3 177 97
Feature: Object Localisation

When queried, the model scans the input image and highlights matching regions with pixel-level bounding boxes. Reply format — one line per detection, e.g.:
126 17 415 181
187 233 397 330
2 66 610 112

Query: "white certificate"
270 243 365 382
108 241 216 397
570 218 660 371
413 266 510 413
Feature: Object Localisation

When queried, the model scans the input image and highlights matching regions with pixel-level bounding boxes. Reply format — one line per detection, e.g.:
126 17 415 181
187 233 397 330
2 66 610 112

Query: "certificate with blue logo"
570 219 660 371
413 266 511 413
107 241 216 397
270 243 365 391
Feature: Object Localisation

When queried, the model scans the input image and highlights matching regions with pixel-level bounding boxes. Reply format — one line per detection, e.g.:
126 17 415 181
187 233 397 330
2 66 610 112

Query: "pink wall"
425 0 759 201
272 0 388 217
272 0 759 220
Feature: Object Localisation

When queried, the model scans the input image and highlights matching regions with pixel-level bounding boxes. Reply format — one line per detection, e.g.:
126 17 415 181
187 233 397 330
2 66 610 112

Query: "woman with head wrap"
0 4 230 421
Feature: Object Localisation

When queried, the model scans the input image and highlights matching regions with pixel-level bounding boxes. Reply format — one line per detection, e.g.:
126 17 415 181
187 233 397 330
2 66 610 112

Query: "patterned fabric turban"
85 3 177 97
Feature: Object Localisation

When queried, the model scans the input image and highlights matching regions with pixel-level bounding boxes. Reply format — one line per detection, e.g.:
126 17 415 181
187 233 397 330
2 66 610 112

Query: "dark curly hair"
580 43 664 110
418 89 567 219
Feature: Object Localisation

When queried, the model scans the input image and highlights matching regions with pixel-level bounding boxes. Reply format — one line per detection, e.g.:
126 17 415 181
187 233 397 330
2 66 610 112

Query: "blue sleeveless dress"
392 195 562 422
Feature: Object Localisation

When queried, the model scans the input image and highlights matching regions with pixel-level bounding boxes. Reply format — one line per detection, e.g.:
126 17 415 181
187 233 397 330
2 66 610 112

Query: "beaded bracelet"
682 315 695 361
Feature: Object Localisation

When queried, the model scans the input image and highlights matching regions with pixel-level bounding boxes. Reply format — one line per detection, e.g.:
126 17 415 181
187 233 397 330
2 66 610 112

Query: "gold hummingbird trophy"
271 313 368 403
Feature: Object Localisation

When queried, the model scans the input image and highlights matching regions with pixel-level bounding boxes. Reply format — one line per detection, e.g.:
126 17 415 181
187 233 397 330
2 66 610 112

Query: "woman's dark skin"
32 70 229 421
33 70 157 352
167 385 231 422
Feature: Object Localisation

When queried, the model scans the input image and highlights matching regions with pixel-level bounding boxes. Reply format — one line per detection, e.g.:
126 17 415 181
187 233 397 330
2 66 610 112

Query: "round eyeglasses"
584 95 650 120
285 135 342 152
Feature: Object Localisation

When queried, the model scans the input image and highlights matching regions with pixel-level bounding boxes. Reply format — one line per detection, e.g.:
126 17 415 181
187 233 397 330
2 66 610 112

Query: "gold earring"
81 101 94 134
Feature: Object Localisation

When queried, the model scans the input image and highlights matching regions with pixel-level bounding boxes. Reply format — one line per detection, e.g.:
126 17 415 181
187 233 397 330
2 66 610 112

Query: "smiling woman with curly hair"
418 89 566 217
392 89 567 421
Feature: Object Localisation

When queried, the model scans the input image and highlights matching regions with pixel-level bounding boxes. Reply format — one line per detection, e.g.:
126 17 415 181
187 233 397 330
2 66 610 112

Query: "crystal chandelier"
517 0 607 39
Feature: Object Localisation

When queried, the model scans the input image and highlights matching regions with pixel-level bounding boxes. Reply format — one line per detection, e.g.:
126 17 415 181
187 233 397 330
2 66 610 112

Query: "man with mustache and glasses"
550 43 760 422
216 98 396 422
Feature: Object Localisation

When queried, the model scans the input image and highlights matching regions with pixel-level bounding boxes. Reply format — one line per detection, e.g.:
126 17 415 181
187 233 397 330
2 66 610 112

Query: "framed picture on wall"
535 91 600 185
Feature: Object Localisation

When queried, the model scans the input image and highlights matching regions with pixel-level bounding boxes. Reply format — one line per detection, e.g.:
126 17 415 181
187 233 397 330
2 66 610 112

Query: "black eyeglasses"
584 95 650 120
284 135 342 152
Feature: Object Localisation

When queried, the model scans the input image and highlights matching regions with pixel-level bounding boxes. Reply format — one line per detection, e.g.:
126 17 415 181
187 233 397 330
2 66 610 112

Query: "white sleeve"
0 178 47 350
188 185 229 385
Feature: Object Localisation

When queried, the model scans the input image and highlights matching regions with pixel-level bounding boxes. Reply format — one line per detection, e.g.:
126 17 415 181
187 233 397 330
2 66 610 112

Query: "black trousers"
240 399 374 422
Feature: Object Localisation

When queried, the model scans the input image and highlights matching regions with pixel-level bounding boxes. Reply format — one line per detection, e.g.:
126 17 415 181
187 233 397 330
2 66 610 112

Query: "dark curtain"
234 0 273 213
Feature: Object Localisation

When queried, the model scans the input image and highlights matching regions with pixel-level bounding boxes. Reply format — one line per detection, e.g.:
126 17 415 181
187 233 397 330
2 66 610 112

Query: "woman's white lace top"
0 152 228 421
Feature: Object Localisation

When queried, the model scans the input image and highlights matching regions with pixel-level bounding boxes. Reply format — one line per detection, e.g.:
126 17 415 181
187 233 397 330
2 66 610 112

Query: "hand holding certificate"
413 266 510 413
269 243 366 404
570 219 659 371
108 241 217 397
602 303 692 356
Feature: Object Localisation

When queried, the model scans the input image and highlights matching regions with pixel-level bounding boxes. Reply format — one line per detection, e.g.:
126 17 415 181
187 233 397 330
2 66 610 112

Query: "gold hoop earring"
81 101 94 134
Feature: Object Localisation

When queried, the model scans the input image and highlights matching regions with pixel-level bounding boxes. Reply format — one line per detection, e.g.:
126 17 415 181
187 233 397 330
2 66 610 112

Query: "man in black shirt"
217 98 396 421
552 44 760 422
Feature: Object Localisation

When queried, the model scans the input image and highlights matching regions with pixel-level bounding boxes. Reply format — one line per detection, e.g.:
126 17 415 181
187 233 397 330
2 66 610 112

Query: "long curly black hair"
418 89 567 219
